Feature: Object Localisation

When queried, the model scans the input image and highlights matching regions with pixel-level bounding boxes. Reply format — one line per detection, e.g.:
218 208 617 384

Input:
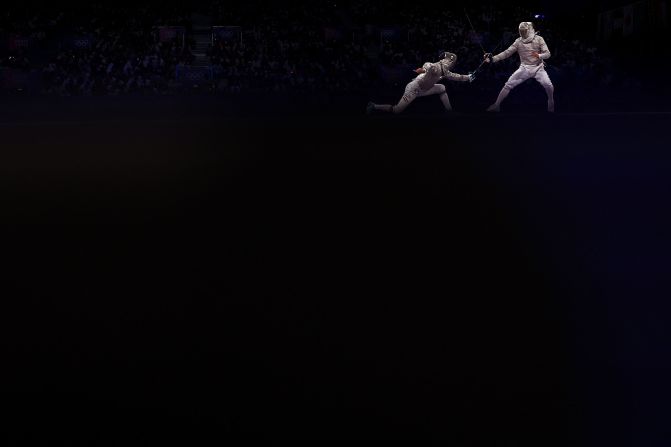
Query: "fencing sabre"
463 8 501 75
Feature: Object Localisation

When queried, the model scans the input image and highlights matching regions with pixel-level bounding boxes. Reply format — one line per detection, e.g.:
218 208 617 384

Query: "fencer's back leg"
368 103 394 113
392 93 415 114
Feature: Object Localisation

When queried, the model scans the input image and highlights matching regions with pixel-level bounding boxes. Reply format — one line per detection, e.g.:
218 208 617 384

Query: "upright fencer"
484 22 554 112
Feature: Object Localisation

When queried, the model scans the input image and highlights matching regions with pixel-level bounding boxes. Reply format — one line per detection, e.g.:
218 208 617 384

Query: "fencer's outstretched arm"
420 61 474 82
537 36 551 60
443 71 471 82
490 43 518 63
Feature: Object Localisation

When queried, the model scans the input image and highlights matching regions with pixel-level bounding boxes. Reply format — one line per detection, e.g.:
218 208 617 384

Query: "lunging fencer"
367 52 475 114
484 22 555 112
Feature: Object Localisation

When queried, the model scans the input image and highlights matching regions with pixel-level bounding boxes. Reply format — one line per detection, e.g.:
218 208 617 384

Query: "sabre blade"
464 8 487 54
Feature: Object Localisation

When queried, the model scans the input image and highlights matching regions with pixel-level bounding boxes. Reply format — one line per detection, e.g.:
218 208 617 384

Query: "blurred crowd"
0 1 635 98
1 4 193 95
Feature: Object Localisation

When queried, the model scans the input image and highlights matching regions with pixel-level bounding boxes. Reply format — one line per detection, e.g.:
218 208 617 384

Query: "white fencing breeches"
493 64 554 110
504 64 553 90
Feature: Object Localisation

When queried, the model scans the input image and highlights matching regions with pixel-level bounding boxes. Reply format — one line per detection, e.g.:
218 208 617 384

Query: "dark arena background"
2 1 671 446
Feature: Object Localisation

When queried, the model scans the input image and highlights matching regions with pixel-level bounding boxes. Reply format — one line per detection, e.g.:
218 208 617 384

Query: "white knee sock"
545 87 555 111
439 92 453 111
494 87 511 106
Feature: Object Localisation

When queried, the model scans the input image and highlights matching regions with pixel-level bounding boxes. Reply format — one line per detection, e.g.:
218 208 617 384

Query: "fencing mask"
518 22 536 41
439 52 457 72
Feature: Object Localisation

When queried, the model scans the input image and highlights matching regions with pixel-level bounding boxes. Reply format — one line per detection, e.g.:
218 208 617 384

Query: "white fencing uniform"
369 53 472 114
487 22 555 112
